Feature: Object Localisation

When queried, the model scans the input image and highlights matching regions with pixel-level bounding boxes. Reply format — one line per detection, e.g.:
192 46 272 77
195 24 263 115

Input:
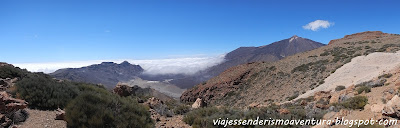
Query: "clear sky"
1 0 400 63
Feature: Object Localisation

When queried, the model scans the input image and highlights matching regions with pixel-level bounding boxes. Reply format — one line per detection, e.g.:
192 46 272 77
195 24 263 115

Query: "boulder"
55 108 65 120
370 104 384 113
12 109 29 123
382 95 400 118
192 98 206 109
113 82 133 97
0 92 27 113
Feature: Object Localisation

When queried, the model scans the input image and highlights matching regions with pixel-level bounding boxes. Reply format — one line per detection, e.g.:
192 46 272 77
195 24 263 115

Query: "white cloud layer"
303 20 334 31
12 55 226 75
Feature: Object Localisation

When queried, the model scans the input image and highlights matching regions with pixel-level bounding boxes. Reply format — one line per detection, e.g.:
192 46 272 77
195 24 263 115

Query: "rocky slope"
296 51 400 100
181 31 400 107
310 64 400 127
50 61 144 89
170 35 325 89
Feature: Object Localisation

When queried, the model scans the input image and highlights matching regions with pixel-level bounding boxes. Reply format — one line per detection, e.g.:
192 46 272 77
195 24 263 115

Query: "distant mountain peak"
120 61 131 65
289 35 300 42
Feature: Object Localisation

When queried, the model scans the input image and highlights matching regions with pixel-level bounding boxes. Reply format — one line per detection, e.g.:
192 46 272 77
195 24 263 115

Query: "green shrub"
357 86 371 94
0 65 28 79
15 73 79 110
65 89 153 128
183 104 326 128
335 85 346 91
378 73 392 79
334 96 368 110
287 93 299 101
173 104 191 115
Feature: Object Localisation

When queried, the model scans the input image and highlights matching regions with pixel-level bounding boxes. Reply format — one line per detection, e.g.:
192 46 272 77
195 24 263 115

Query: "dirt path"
13 109 67 128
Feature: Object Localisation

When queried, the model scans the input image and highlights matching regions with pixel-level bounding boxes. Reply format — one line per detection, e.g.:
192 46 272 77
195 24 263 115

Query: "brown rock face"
180 62 259 105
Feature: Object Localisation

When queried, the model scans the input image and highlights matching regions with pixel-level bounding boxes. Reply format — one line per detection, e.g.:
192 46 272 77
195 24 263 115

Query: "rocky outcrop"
382 95 400 118
0 78 17 91
0 91 28 127
191 98 205 109
113 82 134 97
180 62 258 105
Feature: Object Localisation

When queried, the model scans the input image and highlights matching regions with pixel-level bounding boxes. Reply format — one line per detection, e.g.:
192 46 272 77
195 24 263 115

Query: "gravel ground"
12 109 67 128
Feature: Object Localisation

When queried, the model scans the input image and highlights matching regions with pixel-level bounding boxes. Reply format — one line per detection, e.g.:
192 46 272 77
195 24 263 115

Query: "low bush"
335 85 346 91
14 73 79 110
183 104 326 128
356 86 371 94
0 65 28 79
333 96 368 110
378 73 393 79
65 87 154 128
173 104 191 115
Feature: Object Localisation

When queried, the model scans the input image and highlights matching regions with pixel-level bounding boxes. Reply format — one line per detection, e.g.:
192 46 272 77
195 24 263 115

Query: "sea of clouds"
12 54 226 75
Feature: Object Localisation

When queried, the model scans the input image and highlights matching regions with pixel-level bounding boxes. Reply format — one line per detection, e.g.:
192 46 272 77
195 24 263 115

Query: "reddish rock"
0 91 27 127
278 108 290 115
180 63 259 105
314 91 331 102
0 92 27 113
113 82 132 97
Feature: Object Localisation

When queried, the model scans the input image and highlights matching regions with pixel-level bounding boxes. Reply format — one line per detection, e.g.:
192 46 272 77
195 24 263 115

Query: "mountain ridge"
50 61 144 89
169 35 325 89
180 31 400 107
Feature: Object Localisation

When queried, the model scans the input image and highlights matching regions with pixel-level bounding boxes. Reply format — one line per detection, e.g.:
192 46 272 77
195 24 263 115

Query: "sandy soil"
296 51 400 100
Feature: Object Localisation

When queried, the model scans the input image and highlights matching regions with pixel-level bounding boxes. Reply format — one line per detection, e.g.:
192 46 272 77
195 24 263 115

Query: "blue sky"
1 0 400 63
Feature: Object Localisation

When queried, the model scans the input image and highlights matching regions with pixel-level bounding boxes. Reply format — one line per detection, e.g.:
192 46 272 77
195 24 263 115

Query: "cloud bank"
12 55 226 75
303 20 334 31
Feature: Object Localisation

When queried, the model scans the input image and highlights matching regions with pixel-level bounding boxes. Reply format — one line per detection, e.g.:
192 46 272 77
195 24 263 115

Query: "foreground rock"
55 108 65 120
191 98 205 109
382 95 400 118
0 88 28 127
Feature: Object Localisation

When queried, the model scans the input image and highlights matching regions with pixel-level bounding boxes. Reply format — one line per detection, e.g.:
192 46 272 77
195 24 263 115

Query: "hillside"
170 35 325 89
50 61 144 89
0 62 159 127
181 31 400 107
